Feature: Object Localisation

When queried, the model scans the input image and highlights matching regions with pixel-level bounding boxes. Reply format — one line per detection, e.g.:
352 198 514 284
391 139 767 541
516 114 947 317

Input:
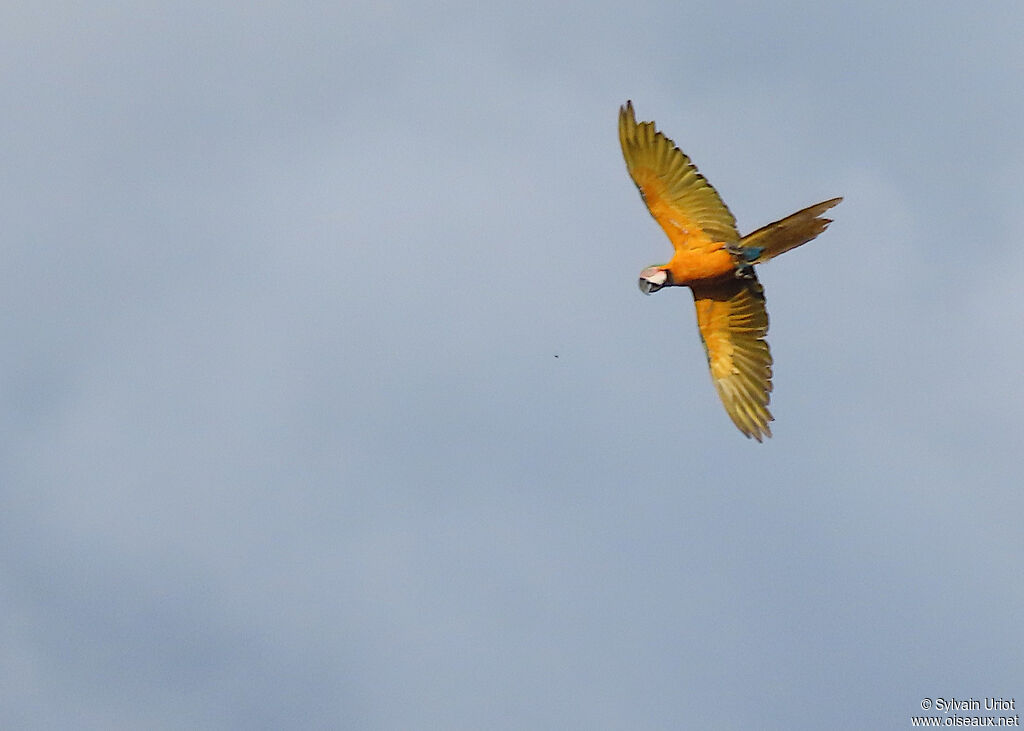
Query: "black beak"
638 279 661 295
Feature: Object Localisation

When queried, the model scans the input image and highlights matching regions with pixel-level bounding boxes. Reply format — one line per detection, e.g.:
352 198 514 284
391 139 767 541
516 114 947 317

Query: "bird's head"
638 266 670 295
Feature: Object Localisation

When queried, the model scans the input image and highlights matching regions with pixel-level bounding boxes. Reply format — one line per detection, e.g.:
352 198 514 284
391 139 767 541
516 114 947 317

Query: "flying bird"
619 100 841 441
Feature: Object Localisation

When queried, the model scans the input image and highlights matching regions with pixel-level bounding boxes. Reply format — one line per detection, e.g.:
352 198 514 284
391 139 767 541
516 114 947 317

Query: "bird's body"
619 100 841 441
664 246 737 284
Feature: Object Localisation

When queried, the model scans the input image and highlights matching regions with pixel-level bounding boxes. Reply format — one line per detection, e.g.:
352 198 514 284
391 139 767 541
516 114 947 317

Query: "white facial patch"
639 267 667 286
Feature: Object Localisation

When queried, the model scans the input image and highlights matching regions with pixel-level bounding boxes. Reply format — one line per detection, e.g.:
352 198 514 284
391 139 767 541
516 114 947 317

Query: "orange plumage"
619 101 841 441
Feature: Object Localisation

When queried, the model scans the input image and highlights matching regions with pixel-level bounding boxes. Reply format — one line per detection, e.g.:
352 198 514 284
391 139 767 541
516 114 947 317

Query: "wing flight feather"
619 101 739 255
691 277 774 441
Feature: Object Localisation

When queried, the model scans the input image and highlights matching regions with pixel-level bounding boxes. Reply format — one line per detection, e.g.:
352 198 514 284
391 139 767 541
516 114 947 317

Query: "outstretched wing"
691 277 773 441
619 100 739 255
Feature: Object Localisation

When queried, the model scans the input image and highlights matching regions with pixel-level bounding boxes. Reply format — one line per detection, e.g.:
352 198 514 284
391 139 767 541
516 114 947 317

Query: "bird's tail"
739 197 842 264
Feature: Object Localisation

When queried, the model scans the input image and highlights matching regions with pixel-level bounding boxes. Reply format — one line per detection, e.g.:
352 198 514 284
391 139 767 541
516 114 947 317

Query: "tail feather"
741 197 842 263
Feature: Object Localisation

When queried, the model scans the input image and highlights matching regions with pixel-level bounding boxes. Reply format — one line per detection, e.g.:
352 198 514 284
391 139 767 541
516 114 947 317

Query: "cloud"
2 2 1022 728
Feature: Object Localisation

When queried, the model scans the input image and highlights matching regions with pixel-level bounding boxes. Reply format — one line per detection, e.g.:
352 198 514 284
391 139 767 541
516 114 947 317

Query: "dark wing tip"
619 100 636 126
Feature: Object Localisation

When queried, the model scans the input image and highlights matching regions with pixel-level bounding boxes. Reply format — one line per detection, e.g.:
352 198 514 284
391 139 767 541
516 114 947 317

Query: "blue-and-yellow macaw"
619 101 841 441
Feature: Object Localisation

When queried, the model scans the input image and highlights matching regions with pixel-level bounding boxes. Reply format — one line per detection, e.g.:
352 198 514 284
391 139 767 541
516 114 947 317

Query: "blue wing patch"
739 246 763 262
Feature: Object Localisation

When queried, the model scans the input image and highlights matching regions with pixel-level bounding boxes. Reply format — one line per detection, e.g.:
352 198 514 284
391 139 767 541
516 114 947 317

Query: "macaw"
619 101 841 441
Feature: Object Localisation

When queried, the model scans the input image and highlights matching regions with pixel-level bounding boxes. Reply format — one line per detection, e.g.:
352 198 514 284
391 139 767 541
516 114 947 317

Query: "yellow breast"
666 247 736 285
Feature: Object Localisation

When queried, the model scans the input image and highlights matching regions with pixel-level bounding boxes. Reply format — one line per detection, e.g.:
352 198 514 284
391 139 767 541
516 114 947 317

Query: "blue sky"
2 2 1022 728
